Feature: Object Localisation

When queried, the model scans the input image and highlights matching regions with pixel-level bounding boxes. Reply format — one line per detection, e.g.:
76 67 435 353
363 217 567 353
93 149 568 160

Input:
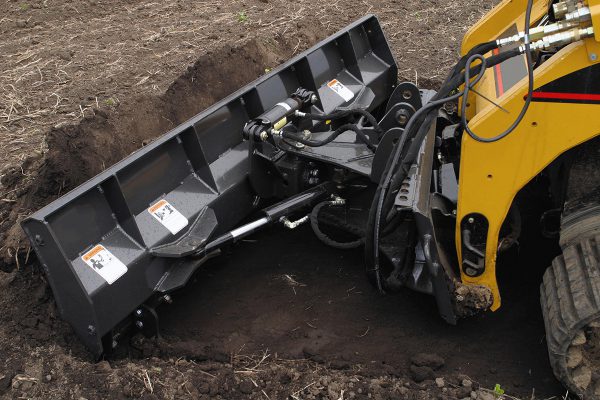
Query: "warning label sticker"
327 79 354 102
82 245 127 284
148 199 188 235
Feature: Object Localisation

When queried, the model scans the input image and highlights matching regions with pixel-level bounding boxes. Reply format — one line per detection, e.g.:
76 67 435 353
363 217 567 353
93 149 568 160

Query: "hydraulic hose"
300 109 383 134
281 123 376 151
437 40 498 99
310 201 364 249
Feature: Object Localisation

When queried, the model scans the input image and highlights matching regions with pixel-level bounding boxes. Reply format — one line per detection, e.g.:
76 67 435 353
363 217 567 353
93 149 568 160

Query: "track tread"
541 234 600 397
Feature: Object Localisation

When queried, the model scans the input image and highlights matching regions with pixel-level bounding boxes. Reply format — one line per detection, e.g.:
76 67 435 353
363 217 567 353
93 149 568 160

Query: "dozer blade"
21 15 397 356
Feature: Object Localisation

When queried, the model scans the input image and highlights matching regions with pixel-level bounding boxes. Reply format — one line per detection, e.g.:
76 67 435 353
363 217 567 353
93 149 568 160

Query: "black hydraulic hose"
310 201 364 249
461 0 534 142
437 48 522 100
436 40 498 99
282 123 376 151
302 109 383 134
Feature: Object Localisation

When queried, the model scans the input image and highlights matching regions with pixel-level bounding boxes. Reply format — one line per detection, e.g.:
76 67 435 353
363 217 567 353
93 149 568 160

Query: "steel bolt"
163 294 173 304
87 325 96 335
135 309 143 316
465 267 478 277
310 94 318 104
259 131 269 141
135 321 144 329
34 234 45 246
590 53 598 62
468 217 475 224
395 110 410 126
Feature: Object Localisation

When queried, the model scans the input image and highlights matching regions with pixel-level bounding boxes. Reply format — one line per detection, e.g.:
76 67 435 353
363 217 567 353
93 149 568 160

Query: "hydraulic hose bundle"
282 108 382 152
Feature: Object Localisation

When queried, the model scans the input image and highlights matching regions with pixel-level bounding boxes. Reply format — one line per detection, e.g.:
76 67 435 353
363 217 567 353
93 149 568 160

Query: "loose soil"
0 0 575 399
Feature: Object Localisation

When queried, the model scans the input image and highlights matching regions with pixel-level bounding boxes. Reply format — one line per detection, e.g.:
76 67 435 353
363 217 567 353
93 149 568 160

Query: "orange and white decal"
148 199 188 235
82 244 127 284
327 79 354 102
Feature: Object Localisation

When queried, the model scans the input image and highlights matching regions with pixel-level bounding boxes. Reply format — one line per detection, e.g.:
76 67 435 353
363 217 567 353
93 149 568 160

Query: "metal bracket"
150 207 218 258
460 213 489 277
134 304 160 339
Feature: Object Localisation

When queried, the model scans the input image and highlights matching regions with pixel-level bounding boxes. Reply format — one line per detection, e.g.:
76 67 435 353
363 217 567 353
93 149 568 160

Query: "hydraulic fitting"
497 2 591 48
521 26 595 51
553 0 580 19
280 215 309 229
563 5 591 23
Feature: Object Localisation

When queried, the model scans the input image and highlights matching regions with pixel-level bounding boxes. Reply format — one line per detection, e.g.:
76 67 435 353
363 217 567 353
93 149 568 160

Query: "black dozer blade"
21 15 398 356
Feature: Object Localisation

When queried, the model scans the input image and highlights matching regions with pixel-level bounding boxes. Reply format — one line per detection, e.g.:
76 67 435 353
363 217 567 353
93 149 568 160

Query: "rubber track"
540 233 600 398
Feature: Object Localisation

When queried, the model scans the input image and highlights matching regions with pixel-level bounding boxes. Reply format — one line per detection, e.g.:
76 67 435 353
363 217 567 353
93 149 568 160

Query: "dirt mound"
0 35 310 270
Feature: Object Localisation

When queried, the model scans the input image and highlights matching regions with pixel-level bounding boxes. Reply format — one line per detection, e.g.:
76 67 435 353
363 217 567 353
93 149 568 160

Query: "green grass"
237 11 248 23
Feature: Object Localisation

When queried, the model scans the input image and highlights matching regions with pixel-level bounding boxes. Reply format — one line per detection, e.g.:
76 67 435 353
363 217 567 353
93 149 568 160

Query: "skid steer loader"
21 0 600 397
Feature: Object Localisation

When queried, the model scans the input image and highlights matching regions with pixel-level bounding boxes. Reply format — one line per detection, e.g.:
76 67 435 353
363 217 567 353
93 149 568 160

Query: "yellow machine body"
456 0 600 310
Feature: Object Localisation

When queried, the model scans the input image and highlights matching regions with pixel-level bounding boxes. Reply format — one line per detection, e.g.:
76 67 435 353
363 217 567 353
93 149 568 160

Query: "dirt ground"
0 0 574 399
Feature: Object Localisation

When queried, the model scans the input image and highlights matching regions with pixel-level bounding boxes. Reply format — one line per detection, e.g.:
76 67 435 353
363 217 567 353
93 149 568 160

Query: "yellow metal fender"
456 1 600 310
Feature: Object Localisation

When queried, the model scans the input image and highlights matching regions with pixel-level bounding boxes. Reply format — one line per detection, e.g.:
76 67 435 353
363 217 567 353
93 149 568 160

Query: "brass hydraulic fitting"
521 26 595 51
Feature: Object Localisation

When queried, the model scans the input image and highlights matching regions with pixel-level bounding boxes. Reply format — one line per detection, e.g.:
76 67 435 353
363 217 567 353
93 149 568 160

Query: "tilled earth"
0 0 574 399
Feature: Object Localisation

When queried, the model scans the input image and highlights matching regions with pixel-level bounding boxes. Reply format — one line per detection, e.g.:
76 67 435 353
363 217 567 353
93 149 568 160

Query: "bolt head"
135 321 144 329
590 53 598 62
467 217 475 224
310 94 318 104
135 309 143 316
465 267 477 277
34 234 45 246
259 131 269 141
395 110 410 126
